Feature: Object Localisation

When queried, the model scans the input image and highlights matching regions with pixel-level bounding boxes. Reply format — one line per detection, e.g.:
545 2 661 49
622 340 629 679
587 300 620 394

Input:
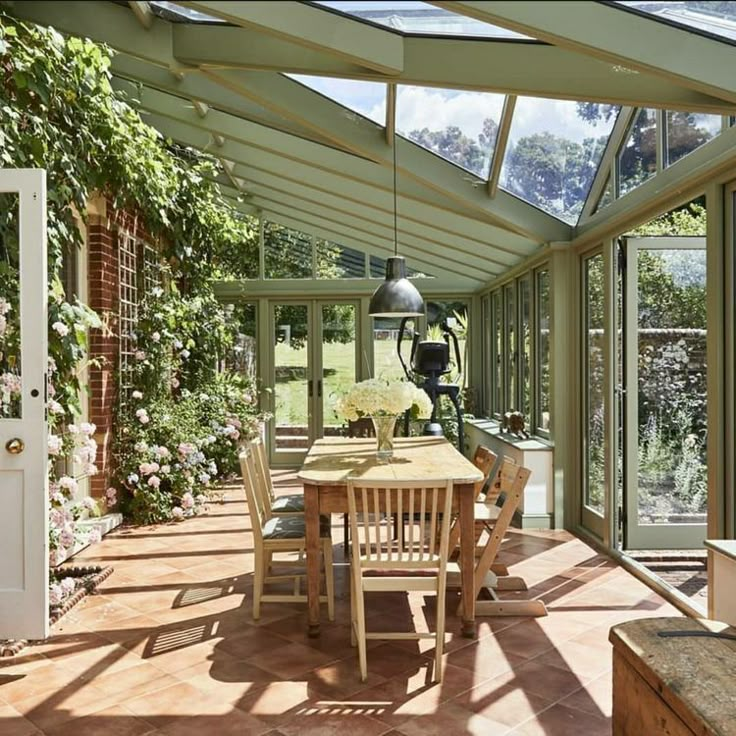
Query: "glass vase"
371 415 398 462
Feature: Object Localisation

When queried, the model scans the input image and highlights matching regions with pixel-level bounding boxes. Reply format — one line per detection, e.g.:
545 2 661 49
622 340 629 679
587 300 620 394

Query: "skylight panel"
499 99 620 224
314 1 532 38
286 75 386 125
396 86 505 178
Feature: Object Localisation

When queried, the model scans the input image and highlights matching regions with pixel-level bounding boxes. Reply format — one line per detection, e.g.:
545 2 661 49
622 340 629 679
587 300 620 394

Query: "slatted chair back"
347 478 454 569
485 453 517 504
239 449 269 545
249 437 277 506
472 459 531 599
472 445 497 499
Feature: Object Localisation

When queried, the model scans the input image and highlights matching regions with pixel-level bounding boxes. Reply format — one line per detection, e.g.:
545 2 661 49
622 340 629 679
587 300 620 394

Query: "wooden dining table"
297 436 484 638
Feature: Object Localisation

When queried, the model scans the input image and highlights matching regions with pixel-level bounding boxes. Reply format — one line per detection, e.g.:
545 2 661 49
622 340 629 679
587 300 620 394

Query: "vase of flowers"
336 378 433 461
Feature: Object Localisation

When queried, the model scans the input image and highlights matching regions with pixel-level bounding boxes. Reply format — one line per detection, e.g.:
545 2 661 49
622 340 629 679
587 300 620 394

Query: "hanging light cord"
393 132 398 256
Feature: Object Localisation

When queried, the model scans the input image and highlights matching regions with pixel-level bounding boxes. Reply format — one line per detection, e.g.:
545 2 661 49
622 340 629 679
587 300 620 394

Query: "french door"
0 170 49 639
621 236 707 550
269 300 359 465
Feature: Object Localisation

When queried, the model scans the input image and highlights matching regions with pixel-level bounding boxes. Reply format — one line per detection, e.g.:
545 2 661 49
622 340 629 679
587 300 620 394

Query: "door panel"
0 170 48 640
624 238 707 550
271 302 311 464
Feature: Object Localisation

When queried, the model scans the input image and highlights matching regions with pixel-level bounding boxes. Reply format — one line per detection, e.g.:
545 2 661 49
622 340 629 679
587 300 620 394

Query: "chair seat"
262 514 332 540
271 493 305 513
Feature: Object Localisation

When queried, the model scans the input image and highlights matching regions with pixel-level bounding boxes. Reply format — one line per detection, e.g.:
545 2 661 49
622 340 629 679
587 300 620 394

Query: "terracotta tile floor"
0 475 684 736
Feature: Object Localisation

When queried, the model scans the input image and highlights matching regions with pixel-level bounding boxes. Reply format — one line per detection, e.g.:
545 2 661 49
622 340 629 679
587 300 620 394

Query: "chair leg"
350 571 357 647
343 514 350 559
434 573 448 683
353 565 368 681
253 546 264 621
323 538 335 622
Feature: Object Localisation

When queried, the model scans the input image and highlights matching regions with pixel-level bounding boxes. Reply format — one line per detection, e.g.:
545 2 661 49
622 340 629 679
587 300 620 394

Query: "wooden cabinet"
610 617 736 736
705 540 736 628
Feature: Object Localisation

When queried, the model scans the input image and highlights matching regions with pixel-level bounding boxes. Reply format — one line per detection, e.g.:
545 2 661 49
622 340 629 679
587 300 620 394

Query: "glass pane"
397 86 505 177
370 255 429 278
0 193 21 419
286 75 386 125
536 269 551 433
492 290 503 416
618 108 657 196
503 283 516 411
228 303 257 381
426 300 468 383
584 254 605 513
666 112 722 166
264 221 313 279
374 316 413 381
316 1 532 38
322 304 357 434
501 99 619 224
316 239 366 278
615 2 736 44
636 248 707 524
273 305 309 452
481 295 491 416
519 277 532 420
595 174 614 213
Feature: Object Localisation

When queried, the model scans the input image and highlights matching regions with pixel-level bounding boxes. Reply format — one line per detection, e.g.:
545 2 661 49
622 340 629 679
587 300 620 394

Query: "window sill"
465 417 553 451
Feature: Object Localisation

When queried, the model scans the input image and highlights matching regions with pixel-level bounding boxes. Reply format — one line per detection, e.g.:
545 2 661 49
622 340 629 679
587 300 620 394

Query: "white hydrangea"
335 379 433 421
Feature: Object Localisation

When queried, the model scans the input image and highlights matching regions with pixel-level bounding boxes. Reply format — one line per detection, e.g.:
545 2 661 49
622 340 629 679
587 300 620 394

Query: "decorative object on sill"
368 129 425 318
336 378 433 461
501 411 529 439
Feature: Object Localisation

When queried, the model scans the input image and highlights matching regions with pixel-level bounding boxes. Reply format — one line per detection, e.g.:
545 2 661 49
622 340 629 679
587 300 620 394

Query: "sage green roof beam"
486 95 516 198
128 1 154 29
251 204 483 287
172 25 736 114
209 170 525 269
214 180 500 279
139 105 530 253
214 277 474 299
573 122 736 248
578 106 635 224
11 1 175 67
118 77 560 242
176 1 404 75
111 55 347 150
437 1 736 106
385 83 396 146
201 159 536 260
246 192 501 279
193 70 570 240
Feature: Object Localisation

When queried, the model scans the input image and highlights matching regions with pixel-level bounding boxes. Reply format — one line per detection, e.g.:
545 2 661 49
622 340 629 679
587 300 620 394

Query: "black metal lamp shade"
368 256 425 318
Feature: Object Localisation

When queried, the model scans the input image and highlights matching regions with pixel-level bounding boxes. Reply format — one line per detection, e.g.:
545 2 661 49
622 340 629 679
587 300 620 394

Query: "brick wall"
86 198 152 496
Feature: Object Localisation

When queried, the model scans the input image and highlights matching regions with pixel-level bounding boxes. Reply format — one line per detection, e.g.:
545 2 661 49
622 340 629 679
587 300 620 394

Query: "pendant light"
368 132 425 318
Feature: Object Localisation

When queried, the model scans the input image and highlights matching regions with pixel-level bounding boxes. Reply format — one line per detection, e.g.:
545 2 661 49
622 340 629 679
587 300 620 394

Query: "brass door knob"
5 438 24 455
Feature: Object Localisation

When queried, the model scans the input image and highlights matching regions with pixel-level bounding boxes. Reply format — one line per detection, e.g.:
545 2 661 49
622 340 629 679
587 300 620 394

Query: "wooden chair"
249 437 305 515
347 477 454 683
447 460 546 618
240 449 335 621
446 445 497 556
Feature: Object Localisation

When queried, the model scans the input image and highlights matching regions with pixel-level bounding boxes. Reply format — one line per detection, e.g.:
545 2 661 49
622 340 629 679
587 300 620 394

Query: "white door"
0 170 49 639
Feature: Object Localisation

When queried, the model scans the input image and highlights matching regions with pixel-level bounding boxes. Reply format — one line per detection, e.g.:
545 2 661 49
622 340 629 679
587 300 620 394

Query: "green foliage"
629 202 707 237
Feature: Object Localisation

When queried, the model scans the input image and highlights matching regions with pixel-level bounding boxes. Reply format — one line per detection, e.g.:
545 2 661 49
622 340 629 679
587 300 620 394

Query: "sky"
289 76 619 151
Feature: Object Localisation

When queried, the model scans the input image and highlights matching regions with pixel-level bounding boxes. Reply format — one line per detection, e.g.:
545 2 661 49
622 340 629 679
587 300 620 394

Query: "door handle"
308 379 313 397
317 379 322 398
5 438 24 455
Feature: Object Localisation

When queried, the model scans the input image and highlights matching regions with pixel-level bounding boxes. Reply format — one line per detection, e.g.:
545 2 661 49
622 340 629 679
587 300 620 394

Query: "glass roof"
150 2 225 23
615 2 736 43
286 75 386 125
500 99 620 224
314 1 532 38
396 86 505 178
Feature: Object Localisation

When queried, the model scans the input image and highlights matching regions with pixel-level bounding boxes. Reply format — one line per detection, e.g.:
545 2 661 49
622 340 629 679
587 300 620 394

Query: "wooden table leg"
459 483 476 638
304 483 321 637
